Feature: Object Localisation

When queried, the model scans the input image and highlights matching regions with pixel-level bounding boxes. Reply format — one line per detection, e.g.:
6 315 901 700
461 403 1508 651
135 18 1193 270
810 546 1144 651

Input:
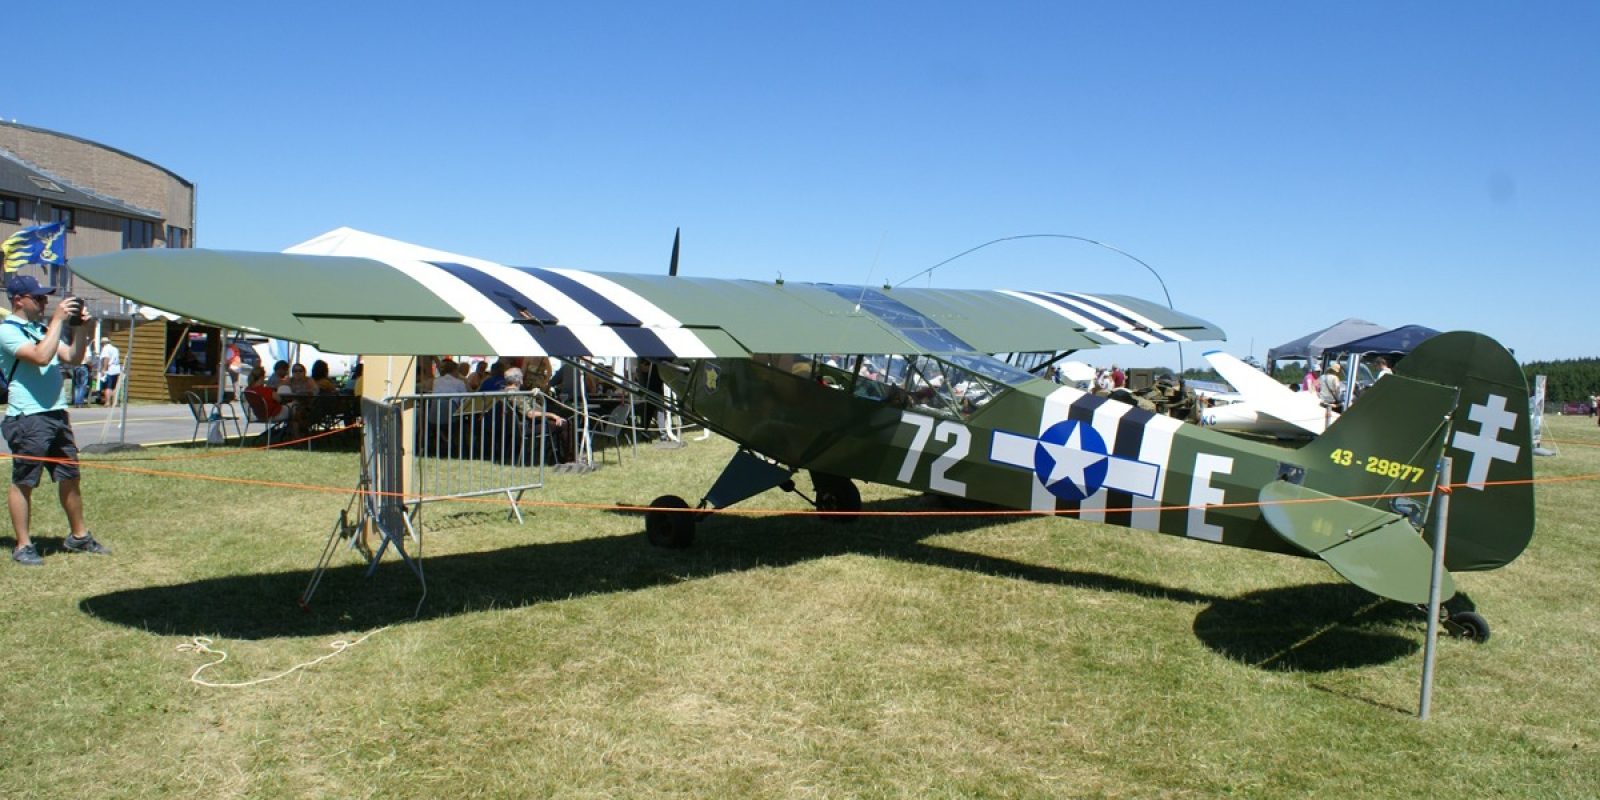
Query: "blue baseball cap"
6 275 57 298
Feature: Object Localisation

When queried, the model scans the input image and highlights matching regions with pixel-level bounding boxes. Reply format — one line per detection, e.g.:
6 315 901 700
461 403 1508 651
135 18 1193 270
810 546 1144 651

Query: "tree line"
1522 358 1600 402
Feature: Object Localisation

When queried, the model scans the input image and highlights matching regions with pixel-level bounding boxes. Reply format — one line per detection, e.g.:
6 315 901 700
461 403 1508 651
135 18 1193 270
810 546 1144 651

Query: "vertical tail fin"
1304 332 1533 572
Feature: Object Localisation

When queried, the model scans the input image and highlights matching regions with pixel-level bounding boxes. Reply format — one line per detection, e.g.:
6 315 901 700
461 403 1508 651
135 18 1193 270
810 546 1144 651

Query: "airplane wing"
69 229 1223 358
1203 349 1333 435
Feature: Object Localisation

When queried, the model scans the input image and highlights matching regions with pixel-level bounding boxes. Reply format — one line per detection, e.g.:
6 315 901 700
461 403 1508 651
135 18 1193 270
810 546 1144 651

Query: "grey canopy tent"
1321 324 1440 358
1266 318 1389 365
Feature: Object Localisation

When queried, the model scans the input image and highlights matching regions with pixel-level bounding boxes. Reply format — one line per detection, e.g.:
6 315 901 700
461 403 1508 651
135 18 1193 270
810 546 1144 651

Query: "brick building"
0 120 195 317
1 121 217 401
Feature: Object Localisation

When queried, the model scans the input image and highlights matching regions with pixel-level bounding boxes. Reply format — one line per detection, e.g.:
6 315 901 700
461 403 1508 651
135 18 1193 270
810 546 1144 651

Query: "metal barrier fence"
382 390 551 522
307 382 647 606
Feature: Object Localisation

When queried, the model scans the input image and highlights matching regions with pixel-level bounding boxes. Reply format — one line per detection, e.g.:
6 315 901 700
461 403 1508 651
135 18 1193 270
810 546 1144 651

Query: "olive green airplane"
71 229 1533 637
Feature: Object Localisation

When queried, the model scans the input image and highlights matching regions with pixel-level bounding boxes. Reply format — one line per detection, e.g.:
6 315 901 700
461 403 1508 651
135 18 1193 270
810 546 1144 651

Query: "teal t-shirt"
0 319 67 416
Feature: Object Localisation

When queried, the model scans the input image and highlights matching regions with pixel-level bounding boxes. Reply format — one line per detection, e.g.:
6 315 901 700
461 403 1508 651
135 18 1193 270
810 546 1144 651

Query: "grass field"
1 415 1597 798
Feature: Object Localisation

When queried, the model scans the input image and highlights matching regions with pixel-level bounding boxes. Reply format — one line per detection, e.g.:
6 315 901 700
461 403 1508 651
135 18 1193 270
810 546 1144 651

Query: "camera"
64 296 85 326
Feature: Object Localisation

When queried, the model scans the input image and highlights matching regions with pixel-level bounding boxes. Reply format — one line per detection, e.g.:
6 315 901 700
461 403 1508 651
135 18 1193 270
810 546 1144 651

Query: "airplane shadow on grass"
79 494 1451 673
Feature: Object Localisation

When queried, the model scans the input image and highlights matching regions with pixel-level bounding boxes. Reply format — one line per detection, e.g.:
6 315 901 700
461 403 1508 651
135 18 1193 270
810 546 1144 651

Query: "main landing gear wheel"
645 495 696 549
1445 610 1491 643
810 473 861 524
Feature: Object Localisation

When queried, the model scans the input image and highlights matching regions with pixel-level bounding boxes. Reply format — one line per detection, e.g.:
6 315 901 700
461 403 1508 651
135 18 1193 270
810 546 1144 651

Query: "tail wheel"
1447 610 1491 643
645 495 696 549
811 473 861 524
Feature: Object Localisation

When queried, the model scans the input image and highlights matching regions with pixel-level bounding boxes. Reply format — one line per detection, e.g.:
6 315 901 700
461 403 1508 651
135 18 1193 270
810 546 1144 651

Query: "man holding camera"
0 275 107 566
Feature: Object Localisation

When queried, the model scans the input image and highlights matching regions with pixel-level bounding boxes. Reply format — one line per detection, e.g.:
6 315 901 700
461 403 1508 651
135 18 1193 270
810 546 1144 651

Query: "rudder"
1395 331 1535 571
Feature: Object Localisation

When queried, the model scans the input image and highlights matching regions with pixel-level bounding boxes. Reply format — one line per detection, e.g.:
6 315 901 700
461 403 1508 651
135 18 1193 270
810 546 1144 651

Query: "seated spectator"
464 359 489 391
501 366 572 462
281 363 317 396
310 359 340 395
266 360 290 389
432 358 469 395
477 358 510 392
526 356 554 391
244 365 297 436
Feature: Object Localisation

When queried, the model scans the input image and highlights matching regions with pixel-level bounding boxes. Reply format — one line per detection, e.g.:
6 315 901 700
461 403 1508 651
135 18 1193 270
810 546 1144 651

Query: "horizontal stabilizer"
1259 481 1452 604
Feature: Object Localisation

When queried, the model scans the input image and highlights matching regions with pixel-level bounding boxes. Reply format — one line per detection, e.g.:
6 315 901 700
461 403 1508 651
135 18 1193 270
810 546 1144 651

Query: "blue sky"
10 2 1596 365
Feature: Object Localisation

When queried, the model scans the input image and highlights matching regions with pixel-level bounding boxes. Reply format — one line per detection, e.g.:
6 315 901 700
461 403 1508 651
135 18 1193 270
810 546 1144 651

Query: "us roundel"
1033 420 1109 502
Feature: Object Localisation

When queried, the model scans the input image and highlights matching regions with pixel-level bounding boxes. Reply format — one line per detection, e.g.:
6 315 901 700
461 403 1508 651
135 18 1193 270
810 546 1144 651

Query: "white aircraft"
1198 350 1336 437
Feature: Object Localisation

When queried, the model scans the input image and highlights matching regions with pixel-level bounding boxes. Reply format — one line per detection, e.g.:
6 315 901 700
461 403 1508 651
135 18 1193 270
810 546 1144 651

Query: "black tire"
1450 610 1491 643
645 495 695 549
811 473 861 524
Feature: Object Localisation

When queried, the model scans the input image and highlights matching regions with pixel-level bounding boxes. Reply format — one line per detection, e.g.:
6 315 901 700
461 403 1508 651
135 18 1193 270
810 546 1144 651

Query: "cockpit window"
846 353 1019 418
942 352 1036 388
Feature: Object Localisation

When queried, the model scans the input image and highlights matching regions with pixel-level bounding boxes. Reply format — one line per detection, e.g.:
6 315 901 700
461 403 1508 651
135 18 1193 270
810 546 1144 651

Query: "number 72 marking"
896 411 970 497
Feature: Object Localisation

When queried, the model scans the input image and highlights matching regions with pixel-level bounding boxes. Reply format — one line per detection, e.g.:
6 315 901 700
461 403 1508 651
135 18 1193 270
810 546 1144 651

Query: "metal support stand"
501 487 527 524
1419 456 1452 721
300 411 425 610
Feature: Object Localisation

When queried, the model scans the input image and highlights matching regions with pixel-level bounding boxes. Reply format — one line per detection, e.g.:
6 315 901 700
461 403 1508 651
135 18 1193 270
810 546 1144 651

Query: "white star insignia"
1039 425 1107 495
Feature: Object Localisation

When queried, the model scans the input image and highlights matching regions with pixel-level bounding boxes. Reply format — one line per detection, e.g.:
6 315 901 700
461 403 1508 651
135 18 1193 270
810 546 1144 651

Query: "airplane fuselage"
669 356 1322 560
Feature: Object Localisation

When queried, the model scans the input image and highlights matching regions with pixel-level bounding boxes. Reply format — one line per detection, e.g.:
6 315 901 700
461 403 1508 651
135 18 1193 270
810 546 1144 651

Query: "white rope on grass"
176 626 390 688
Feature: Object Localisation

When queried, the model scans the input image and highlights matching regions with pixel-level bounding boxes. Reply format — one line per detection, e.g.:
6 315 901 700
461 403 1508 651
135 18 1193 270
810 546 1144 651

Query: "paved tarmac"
0 403 207 454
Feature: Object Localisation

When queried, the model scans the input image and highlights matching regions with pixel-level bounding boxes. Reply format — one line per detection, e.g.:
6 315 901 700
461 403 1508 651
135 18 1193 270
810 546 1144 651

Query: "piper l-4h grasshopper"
72 228 1532 637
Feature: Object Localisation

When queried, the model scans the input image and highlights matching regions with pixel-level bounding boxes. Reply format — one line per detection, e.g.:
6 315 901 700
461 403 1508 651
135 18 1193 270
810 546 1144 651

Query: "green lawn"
2 416 1596 798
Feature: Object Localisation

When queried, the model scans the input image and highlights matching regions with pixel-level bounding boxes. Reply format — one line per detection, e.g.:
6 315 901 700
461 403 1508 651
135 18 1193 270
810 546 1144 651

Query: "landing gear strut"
641 453 865 548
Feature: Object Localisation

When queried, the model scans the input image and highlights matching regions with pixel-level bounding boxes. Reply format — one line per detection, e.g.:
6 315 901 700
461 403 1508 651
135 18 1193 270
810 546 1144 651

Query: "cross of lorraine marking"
1451 394 1520 490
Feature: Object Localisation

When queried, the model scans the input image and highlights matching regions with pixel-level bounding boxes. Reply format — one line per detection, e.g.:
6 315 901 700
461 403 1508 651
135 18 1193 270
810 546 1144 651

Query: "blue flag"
3 221 68 273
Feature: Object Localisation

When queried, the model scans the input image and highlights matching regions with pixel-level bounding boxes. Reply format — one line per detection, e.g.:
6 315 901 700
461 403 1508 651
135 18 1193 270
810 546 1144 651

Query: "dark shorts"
102 374 120 392
2 410 80 486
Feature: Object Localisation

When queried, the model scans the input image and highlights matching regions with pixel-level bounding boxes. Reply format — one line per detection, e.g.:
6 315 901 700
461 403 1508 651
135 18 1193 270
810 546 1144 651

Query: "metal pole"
1419 456 1452 721
576 361 592 465
215 328 229 408
117 316 136 442
1344 352 1359 408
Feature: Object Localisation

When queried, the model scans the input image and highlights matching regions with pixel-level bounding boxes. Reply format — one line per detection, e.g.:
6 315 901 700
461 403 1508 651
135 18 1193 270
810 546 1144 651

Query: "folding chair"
184 391 240 446
589 401 633 465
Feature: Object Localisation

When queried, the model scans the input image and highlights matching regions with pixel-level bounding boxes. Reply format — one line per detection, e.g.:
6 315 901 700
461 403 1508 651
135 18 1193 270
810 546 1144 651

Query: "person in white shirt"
97 337 121 407
423 358 469 428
